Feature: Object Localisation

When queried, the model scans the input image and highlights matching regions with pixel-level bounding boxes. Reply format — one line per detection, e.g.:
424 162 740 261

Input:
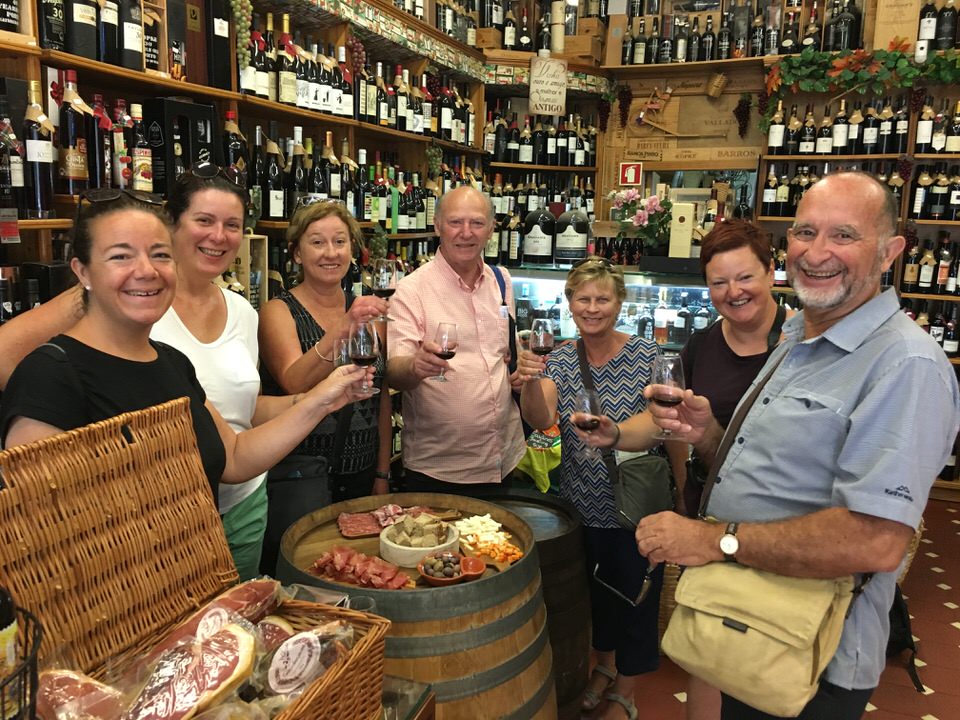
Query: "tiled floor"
588 499 960 720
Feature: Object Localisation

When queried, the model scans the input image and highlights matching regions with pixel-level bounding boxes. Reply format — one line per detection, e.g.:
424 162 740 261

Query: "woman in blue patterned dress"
519 257 664 720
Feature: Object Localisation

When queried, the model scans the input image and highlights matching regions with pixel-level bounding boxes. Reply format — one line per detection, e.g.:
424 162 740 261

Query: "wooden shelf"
17 219 73 230
952 357 960 365
602 56 767 77
259 220 435 240
914 154 960 160
761 153 903 161
256 220 289 230
901 292 960 302
382 231 436 239
433 137 488 156
912 219 960 226
488 162 597 172
354 122 428 143
41 50 241 101
757 215 794 222
931 478 960 502
0 37 40 57
240 95 358 128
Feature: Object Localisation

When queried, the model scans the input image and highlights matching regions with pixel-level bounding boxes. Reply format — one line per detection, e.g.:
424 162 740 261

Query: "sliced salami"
35 669 126 720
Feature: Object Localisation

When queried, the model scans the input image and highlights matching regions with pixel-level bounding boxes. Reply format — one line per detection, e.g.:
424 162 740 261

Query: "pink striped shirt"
388 251 526 484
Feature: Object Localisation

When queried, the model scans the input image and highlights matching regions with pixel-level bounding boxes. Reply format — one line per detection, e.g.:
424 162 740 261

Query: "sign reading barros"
529 55 568 116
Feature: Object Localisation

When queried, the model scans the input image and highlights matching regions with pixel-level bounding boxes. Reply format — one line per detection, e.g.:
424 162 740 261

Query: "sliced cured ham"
310 546 411 589
256 616 296 653
124 623 255 720
35 669 126 720
142 579 280 667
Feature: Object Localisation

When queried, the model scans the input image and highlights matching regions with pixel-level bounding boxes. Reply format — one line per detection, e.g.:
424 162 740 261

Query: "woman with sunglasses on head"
257 200 391 577
0 171 370 581
0 188 370 498
518 257 665 720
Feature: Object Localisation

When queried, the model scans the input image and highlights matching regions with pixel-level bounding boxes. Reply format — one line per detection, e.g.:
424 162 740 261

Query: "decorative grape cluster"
756 89 769 117
346 35 367 73
616 85 632 129
597 99 610 133
426 73 442 97
903 222 918 248
230 0 253 70
425 145 443 178
733 95 752 139
909 86 927 115
898 156 914 184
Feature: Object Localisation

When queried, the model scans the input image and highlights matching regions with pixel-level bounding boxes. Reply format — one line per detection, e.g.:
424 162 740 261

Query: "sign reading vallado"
529 55 568 117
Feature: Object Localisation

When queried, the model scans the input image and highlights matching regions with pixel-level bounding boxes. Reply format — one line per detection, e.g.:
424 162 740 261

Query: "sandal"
582 664 617 712
604 692 639 720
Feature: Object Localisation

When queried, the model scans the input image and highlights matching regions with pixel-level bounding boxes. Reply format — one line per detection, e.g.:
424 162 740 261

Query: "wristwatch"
719 522 740 562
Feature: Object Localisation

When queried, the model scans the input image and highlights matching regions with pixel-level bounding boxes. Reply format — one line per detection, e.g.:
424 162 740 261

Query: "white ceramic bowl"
379 523 459 568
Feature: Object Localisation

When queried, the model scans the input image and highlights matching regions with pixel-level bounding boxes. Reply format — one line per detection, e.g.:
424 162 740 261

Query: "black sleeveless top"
260 289 384 475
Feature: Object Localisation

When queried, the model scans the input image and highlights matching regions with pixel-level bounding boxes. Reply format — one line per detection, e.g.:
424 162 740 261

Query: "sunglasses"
571 256 617 271
182 162 243 186
79 188 165 206
593 562 658 607
294 195 345 212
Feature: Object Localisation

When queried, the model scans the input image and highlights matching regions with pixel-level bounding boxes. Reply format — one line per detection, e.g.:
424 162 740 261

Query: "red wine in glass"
373 287 396 299
435 350 456 360
350 354 379 367
652 394 682 408
531 346 552 356
574 418 600 431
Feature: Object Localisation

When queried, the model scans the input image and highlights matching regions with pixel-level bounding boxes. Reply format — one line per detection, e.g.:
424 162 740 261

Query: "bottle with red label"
129 103 152 192
58 69 90 195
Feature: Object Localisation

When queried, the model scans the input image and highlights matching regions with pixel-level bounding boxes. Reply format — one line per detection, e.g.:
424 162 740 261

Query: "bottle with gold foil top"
23 80 55 219
58 69 92 195
129 103 152 192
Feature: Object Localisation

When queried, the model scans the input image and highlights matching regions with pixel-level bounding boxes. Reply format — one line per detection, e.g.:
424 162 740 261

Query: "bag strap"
576 339 620 485
766 304 787 352
491 265 518 374
39 342 90 418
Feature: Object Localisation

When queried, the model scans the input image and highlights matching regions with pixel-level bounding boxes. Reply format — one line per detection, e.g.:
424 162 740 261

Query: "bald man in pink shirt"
387 185 527 494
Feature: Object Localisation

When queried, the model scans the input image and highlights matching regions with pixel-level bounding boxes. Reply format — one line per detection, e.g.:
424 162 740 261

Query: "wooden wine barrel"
277 493 557 720
486 490 590 720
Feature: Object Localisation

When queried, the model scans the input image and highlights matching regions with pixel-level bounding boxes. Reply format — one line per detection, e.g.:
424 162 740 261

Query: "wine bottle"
0 94 23 212
946 99 960 153
802 1 821 49
129 103 151 192
58 69 90 195
263 12 278 102
701 14 716 60
935 231 953 294
276 16 296 106
222 110 247 187
292 36 309 110
761 164 778 216
532 116 546 165
943 307 959 356
518 115 533 163
767 99 785 155
929 164 950 221
632 17 647 65
688 16 701 62
502 1 517 49
902 242 920 293
66 0 98 59
780 10 799 53
893 97 910 154
916 0 938 62
506 113 519 162
0 0 18 31
675 16 689 63
876 97 894 153
657 13 673 62
918 242 937 291
119 0 143 70
23 80 55 219
554 202 589 264
916 95 936 154
911 165 933 219
522 196 555 265
38 0 66 50
263 133 285 220
749 13 764 57
733 184 752 220
831 98 849 155
936 0 957 51
110 98 130 189
948 165 960 221
815 105 833 155
646 16 660 63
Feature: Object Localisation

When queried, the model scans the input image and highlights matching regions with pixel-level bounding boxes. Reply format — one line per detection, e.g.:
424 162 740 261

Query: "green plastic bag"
516 425 562 493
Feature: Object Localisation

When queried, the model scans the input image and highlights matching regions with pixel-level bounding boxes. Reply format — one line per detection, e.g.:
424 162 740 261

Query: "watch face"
720 534 739 556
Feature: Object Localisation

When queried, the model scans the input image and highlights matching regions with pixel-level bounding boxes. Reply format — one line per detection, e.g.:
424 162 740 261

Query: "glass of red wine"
372 258 399 321
649 354 685 440
348 321 380 395
431 322 458 383
573 388 603 459
529 318 554 378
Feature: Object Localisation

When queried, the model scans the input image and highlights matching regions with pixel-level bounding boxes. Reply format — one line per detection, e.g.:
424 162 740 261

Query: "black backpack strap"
491 265 518 374
766 304 787 351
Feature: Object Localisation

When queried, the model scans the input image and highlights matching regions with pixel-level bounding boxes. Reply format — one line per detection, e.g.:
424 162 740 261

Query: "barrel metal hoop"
428 611 553 702
384 583 545 658
502 665 556 720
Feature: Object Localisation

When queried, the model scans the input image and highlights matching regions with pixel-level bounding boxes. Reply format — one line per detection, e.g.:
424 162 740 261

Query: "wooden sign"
872 0 921 51
529 55 568 116
619 162 644 186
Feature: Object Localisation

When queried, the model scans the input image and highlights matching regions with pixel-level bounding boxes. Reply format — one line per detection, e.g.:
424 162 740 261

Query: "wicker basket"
0 398 389 720
898 517 926 586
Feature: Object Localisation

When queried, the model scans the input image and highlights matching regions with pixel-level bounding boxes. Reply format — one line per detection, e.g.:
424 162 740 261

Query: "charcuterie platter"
336 503 461 538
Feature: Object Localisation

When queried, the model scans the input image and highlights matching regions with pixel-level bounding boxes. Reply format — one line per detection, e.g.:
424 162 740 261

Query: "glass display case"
510 266 714 353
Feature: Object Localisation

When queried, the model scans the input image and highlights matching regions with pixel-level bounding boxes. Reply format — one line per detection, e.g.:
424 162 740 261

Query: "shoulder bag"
576 340 673 529
661 352 869 717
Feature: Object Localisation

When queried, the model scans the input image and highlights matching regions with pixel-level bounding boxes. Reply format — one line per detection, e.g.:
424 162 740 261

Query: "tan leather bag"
662 562 855 718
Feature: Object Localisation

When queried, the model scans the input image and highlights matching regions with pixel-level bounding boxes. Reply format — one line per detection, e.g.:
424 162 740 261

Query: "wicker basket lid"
0 397 238 675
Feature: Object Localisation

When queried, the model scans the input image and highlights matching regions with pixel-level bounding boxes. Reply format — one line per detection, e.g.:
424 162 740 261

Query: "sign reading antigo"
529 55 568 116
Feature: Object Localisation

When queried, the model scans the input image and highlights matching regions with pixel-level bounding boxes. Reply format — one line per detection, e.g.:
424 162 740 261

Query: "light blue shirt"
707 288 960 690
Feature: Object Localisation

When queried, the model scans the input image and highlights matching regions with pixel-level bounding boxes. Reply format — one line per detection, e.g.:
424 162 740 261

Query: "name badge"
499 306 509 320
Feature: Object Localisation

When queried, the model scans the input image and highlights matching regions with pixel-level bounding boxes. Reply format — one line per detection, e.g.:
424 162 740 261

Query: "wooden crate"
604 14 629 66
555 34 602 64
578 16 606 37
0 398 390 720
235 232 269 309
476 27 503 50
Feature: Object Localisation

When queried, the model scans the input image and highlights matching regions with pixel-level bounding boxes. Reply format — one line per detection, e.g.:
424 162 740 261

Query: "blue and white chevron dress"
545 336 660 529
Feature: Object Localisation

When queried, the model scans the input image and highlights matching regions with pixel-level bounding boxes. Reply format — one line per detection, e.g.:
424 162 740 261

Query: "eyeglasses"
182 162 243 186
571 257 617 271
593 562 657 607
294 196 345 212
79 188 165 206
